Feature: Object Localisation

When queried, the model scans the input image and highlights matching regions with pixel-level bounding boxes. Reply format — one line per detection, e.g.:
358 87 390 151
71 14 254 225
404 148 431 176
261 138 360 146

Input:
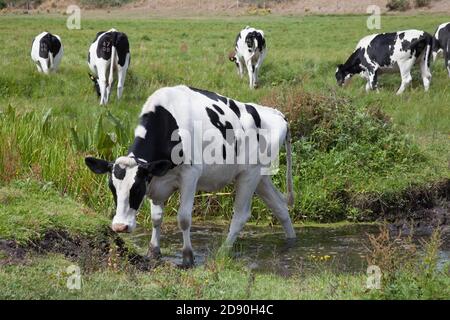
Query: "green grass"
0 14 448 224
0 180 109 244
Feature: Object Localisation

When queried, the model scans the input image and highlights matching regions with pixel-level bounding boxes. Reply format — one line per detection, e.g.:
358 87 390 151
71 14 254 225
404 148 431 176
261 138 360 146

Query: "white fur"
31 32 63 75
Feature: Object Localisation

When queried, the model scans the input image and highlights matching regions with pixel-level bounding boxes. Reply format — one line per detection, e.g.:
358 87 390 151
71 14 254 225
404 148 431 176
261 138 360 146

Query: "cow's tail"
48 51 54 72
285 125 295 207
108 34 117 89
424 32 434 68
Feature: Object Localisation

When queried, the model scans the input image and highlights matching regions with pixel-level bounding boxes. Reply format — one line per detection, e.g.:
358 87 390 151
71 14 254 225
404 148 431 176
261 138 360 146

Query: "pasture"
0 13 449 299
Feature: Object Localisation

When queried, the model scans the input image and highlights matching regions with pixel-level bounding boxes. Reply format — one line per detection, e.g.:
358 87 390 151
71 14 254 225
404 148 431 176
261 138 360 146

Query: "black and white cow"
229 26 267 89
85 85 296 267
88 29 130 105
31 32 63 74
432 22 450 77
336 30 433 95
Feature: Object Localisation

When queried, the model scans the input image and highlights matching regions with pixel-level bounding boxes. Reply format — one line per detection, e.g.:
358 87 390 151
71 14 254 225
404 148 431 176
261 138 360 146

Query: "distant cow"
336 30 433 95
229 26 267 89
433 22 450 77
31 32 63 74
85 85 296 267
88 29 130 105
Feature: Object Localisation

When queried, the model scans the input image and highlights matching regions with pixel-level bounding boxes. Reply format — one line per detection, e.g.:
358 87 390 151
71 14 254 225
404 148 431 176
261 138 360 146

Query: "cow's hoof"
181 248 195 268
147 246 162 260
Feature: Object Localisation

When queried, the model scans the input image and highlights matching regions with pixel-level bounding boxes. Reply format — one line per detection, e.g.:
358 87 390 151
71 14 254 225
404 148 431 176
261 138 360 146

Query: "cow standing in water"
229 26 267 89
336 30 433 95
85 85 296 267
88 29 130 105
433 22 450 77
31 32 63 74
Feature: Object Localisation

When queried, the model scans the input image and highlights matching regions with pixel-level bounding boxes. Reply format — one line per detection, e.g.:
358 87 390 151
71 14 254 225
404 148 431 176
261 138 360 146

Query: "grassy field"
0 13 449 299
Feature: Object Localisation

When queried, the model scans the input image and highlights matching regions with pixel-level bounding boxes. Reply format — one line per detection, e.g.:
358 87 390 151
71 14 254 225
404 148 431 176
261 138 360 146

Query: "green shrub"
80 0 131 8
415 0 431 7
386 0 410 11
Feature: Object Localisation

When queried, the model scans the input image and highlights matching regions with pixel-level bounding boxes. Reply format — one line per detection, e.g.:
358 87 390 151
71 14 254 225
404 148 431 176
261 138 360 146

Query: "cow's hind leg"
445 45 450 78
177 174 199 268
225 172 261 246
396 59 415 95
117 66 127 100
256 176 296 240
420 54 432 92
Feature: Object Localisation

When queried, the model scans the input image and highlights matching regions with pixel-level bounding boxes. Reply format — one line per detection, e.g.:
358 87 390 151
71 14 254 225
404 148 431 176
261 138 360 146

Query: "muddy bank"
0 229 151 271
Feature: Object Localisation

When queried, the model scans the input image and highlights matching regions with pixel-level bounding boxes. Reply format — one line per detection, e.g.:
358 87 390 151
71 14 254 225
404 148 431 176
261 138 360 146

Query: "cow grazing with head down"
229 26 267 89
336 30 433 95
31 32 63 74
88 29 130 105
433 22 450 77
85 85 296 267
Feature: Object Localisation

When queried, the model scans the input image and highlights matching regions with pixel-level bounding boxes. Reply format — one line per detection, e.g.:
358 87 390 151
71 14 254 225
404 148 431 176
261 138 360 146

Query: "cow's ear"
140 160 172 177
85 157 113 174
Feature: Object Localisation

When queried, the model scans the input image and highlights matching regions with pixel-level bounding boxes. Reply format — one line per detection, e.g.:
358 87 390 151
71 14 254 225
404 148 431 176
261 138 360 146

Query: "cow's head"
335 64 352 87
88 73 101 97
85 156 172 233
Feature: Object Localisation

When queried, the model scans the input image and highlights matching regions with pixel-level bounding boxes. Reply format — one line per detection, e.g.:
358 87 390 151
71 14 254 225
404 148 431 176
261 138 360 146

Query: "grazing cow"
229 26 267 89
432 22 450 77
336 30 433 95
31 32 63 74
88 29 130 105
85 85 296 267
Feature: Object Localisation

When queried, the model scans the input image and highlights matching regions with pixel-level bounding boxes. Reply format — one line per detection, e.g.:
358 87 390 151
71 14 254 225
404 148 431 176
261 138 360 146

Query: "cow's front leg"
148 200 164 259
246 60 255 89
238 59 244 78
177 177 198 268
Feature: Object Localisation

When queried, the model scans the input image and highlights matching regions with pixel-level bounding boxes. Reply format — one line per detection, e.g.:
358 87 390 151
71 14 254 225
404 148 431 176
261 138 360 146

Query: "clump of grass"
386 0 411 11
415 0 431 8
366 225 450 299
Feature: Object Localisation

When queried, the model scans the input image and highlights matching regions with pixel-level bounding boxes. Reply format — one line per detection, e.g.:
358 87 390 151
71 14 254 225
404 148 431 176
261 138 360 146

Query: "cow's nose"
112 223 128 233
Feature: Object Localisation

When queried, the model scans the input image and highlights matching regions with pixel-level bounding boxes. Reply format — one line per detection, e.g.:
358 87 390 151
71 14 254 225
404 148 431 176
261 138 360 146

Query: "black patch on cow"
228 99 241 118
367 33 397 67
87 51 90 64
38 32 61 59
399 32 405 40
222 145 226 160
435 23 450 68
108 175 117 205
235 32 241 46
128 106 181 167
96 31 130 66
245 104 261 128
113 165 126 180
189 87 227 105
94 31 106 42
212 104 224 115
205 107 234 141
129 167 148 210
336 47 366 83
245 31 266 52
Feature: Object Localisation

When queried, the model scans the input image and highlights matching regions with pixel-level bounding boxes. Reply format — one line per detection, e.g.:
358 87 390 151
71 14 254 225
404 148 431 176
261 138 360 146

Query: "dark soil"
0 228 153 272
